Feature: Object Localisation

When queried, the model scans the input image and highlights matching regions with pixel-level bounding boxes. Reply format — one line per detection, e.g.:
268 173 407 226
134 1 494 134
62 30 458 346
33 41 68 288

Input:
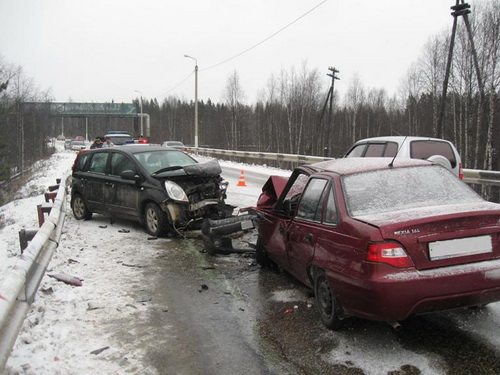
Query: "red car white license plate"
429 235 492 260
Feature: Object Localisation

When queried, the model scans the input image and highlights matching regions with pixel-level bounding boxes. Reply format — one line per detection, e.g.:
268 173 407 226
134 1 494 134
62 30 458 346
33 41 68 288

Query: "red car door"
287 178 330 285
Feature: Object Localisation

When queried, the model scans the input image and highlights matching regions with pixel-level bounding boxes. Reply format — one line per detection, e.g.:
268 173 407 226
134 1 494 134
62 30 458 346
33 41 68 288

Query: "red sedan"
253 158 500 329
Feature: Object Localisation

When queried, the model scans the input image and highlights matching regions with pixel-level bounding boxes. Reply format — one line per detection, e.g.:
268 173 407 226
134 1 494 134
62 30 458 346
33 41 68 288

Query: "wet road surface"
129 232 500 374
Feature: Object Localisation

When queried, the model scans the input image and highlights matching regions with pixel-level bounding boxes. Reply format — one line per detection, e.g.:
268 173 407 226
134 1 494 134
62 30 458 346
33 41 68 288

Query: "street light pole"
134 90 144 136
184 54 199 148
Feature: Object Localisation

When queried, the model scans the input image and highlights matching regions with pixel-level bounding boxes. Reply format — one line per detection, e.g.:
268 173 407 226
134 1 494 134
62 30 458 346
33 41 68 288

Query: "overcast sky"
0 0 455 104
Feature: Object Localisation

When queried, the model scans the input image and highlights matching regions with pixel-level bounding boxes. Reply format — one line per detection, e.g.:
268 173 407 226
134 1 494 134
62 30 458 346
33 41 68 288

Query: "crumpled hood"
183 159 222 177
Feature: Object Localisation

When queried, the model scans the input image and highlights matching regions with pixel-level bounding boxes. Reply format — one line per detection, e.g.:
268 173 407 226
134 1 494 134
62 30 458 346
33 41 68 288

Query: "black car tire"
314 270 343 330
72 194 92 220
255 236 273 267
144 202 168 237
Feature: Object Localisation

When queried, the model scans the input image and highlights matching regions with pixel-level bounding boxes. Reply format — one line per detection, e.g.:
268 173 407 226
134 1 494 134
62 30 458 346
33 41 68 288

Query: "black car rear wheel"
72 194 92 220
144 202 168 237
314 270 343 330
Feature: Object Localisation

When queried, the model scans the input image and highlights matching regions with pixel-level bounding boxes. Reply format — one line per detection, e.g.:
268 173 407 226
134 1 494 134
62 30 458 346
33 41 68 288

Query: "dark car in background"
104 131 133 145
71 145 232 236
253 158 500 329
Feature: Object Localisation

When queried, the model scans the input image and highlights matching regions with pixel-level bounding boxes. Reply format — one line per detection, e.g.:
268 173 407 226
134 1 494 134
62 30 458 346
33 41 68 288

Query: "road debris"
199 284 209 292
90 346 110 355
122 263 146 268
47 273 83 286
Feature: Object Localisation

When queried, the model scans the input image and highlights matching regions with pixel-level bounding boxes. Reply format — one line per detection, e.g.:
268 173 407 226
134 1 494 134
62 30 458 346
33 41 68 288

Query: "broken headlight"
220 179 229 193
165 180 189 202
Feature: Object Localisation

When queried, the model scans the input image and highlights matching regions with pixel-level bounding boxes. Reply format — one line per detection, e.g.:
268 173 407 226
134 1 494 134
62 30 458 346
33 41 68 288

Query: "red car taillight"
365 242 414 268
459 163 463 179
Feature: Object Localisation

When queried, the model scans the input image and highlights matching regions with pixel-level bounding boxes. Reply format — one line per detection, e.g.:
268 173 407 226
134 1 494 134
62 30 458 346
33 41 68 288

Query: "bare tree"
222 70 245 150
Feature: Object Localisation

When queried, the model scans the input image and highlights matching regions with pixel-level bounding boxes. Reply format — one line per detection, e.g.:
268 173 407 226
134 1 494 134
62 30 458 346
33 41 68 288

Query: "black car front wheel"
72 194 92 220
144 203 169 237
314 270 343 330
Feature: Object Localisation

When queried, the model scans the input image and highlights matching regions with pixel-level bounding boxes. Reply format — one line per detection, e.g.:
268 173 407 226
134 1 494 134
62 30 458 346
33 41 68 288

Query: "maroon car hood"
257 176 289 207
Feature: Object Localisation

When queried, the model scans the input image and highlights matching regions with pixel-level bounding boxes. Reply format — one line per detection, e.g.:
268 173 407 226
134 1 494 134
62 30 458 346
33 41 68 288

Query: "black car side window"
73 152 90 172
110 153 135 176
296 178 328 222
88 152 108 174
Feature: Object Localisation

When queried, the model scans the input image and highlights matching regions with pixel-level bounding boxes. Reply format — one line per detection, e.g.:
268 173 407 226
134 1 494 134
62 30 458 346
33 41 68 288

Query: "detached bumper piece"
202 214 256 255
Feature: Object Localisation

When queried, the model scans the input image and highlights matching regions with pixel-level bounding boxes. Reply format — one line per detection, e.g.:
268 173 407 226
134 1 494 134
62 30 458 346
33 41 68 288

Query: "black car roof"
86 145 171 154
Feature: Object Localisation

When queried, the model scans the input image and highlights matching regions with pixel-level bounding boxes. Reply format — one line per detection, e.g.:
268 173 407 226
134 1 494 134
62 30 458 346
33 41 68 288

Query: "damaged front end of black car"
153 159 235 231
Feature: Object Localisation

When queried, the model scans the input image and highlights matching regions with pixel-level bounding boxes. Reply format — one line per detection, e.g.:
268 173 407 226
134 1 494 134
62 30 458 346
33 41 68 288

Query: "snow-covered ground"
2 143 500 374
0 143 291 374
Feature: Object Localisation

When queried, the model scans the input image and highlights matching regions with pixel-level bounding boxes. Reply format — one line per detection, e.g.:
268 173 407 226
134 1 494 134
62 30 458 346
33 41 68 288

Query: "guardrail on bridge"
0 177 68 370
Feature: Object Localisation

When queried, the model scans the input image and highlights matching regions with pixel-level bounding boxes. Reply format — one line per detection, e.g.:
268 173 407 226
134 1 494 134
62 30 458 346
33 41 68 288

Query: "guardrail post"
18 229 38 254
37 203 52 227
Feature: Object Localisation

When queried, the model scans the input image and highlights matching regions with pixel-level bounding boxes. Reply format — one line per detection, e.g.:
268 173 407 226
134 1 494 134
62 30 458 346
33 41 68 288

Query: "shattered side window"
284 173 309 201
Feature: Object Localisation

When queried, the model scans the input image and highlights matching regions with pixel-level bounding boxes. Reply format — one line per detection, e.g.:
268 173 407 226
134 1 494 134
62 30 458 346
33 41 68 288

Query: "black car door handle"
304 233 313 243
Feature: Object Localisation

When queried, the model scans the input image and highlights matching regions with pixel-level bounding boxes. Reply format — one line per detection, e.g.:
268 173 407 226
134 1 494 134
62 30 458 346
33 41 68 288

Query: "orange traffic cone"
236 170 247 187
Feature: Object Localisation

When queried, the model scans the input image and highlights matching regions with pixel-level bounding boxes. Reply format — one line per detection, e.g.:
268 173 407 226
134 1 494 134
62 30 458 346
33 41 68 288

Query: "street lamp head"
184 54 197 66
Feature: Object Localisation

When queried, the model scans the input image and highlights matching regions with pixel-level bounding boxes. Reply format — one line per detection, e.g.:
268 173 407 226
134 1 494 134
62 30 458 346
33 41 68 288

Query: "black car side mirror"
121 170 141 183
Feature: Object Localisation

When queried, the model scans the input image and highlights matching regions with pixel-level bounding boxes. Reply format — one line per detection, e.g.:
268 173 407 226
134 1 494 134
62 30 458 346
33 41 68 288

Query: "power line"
202 0 328 72
154 71 194 99
154 0 328 99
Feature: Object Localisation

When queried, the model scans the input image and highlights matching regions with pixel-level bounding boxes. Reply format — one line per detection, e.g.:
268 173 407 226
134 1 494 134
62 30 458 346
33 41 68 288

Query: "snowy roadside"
0 144 284 374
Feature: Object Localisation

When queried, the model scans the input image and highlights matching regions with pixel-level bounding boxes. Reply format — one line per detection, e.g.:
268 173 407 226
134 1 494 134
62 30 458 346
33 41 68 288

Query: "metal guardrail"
0 177 68 370
190 147 331 165
190 147 500 187
462 169 500 187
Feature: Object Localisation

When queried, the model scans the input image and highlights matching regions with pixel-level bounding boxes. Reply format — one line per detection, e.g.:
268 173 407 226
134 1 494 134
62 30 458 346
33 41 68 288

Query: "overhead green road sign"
49 102 137 116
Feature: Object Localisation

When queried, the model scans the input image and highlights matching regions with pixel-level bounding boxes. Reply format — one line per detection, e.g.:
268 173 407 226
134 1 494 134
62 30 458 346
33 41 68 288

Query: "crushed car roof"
310 157 433 175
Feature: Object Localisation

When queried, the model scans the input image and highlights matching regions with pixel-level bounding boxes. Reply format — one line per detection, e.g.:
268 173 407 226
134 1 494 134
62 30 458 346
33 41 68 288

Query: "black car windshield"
133 150 197 174
343 165 482 217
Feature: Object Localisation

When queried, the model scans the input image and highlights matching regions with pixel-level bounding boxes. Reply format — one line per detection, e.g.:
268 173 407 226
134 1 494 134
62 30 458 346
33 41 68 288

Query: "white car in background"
161 141 188 152
344 136 463 178
69 140 87 151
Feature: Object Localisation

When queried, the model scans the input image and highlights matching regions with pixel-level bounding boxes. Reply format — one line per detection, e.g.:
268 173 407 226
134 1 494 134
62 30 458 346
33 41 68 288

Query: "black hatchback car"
71 145 232 236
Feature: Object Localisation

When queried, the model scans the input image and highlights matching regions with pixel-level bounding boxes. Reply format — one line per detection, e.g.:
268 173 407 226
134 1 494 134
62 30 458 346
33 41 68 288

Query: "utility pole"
184 55 199 148
327 67 340 133
319 67 339 156
437 1 483 138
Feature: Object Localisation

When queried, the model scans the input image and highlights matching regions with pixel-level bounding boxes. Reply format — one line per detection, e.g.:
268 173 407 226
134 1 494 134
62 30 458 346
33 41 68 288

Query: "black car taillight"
365 242 414 268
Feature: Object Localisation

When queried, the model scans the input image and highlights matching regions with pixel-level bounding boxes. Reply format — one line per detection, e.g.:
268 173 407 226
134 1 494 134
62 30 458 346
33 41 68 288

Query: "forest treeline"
0 1 498 189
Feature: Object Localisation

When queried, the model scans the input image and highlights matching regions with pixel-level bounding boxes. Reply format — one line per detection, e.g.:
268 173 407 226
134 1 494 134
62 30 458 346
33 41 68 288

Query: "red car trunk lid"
354 202 500 270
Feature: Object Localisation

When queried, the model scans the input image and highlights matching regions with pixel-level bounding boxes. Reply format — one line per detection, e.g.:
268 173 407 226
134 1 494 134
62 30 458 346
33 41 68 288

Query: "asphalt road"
113 231 500 375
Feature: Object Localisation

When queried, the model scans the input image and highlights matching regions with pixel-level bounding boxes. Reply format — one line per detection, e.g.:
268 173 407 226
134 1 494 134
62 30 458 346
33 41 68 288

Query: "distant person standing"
102 136 114 148
90 137 103 149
